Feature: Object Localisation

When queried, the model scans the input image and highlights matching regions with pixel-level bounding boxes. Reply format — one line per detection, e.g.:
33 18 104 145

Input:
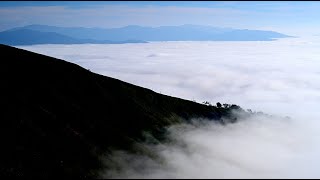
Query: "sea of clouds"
17 37 320 178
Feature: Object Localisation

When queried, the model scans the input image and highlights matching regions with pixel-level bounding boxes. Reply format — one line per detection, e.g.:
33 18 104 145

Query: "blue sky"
0 1 320 36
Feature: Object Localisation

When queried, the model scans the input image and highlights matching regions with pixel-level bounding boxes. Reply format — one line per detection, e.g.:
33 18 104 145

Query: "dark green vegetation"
0 44 247 178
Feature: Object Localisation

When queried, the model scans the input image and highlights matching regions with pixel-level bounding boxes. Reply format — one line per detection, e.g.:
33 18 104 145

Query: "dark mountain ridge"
0 44 245 178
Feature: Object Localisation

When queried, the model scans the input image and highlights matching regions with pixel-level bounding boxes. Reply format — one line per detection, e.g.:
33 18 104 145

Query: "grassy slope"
0 44 240 177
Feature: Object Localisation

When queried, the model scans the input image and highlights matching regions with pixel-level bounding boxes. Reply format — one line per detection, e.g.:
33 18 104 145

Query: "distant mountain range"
0 24 293 45
0 28 147 46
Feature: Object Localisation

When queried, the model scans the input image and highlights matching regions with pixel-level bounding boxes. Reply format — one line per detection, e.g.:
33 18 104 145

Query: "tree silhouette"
202 101 212 106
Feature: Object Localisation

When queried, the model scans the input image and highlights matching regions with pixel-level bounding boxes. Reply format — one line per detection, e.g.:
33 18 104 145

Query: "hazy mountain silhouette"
6 24 293 43
0 29 147 46
0 44 246 177
0 29 83 45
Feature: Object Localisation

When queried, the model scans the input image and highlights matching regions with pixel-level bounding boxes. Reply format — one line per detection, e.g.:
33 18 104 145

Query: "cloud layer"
18 37 320 118
100 115 320 178
17 37 320 178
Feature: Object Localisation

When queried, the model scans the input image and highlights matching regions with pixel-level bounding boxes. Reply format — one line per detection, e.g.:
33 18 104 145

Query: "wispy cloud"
1 3 320 35
0 5 248 29
101 115 320 178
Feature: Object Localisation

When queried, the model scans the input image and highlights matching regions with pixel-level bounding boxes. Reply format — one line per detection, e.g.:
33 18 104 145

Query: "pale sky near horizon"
1 1 320 36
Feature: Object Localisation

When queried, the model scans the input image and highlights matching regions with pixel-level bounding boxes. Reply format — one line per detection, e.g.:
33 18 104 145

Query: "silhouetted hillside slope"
0 44 242 178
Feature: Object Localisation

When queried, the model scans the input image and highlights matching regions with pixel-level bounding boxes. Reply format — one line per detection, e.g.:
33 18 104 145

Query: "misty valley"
1 1 320 179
